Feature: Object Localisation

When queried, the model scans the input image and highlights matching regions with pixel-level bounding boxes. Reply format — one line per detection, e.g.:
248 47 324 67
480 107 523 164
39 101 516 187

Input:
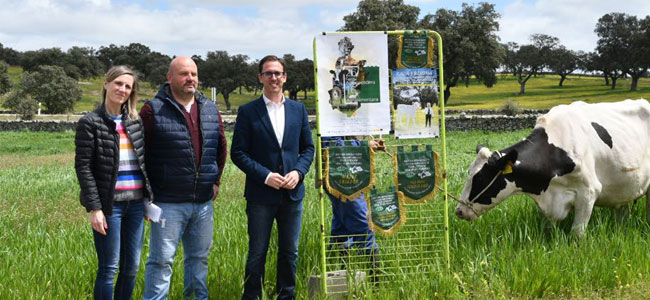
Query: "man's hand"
369 138 385 151
281 170 301 190
90 209 108 235
213 184 219 200
266 172 286 190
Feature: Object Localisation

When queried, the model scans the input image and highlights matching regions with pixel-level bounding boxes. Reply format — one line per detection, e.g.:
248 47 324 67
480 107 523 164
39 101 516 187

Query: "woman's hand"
90 210 108 235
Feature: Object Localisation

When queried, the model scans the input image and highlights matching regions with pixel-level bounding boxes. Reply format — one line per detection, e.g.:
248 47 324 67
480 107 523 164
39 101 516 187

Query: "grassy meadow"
3 130 650 299
3 65 650 299
449 74 650 110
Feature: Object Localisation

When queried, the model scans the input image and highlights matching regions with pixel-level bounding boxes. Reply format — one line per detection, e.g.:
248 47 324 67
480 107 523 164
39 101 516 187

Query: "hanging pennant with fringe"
396 30 435 69
367 186 406 236
324 140 375 202
394 145 440 204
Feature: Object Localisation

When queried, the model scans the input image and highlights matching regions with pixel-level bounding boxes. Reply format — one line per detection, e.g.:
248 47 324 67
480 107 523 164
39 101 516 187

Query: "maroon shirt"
140 100 228 188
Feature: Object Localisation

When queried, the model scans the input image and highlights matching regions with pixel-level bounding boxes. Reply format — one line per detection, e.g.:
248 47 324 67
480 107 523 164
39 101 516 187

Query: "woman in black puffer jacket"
75 65 152 300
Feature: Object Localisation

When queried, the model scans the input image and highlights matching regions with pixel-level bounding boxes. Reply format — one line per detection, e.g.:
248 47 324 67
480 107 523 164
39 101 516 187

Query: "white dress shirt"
263 94 286 184
263 94 285 145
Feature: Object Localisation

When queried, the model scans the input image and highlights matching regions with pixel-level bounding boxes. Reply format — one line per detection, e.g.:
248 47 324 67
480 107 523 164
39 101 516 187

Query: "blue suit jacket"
231 97 314 204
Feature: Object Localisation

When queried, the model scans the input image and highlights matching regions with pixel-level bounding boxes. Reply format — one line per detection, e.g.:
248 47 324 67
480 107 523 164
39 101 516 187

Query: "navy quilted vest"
146 91 220 203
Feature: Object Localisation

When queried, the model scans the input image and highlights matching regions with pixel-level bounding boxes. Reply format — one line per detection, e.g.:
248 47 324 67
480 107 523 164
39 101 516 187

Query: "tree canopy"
97 43 171 82
283 54 314 101
547 47 582 87
20 65 82 113
198 51 251 111
419 2 503 103
0 43 21 66
502 34 560 95
595 13 650 90
20 47 105 79
0 60 12 95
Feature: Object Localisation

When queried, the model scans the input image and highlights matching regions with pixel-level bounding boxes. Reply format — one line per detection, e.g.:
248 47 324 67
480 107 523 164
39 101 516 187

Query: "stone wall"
444 114 539 131
0 120 78 132
1 114 542 132
446 109 548 116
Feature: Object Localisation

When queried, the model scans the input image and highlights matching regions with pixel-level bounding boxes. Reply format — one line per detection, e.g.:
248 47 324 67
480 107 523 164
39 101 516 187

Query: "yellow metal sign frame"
313 30 449 296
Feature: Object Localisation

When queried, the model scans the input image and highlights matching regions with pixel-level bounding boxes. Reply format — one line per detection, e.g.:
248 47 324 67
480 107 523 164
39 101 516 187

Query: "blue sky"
0 0 649 61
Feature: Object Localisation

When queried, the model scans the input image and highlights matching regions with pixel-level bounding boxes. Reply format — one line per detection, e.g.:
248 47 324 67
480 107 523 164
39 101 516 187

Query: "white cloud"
319 8 351 28
499 0 650 51
178 0 358 7
3 0 650 62
0 0 335 59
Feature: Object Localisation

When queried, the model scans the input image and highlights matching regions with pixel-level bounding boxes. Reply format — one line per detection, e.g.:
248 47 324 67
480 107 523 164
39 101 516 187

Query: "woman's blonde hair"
102 65 139 120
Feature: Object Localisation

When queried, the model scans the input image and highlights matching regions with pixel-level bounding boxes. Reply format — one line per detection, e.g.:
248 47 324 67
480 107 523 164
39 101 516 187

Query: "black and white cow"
456 99 650 235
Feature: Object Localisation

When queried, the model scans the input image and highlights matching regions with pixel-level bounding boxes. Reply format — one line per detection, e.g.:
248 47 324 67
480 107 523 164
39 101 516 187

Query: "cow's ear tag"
502 161 513 174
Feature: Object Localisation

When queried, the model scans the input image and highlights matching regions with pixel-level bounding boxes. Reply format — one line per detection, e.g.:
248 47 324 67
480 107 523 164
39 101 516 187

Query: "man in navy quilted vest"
140 56 227 300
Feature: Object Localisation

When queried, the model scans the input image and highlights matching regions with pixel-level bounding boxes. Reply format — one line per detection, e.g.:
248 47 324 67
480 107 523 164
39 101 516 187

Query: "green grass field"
449 74 650 110
3 130 650 299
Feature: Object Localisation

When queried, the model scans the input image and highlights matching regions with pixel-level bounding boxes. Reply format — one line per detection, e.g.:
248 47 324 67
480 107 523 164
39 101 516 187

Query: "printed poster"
315 33 391 136
392 68 439 139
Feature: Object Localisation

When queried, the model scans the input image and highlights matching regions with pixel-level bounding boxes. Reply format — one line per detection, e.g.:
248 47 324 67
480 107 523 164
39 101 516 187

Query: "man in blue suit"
231 55 314 300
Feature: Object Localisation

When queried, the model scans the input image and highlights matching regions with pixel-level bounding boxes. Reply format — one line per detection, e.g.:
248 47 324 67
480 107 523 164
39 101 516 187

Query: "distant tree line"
0 41 314 116
503 12 650 94
1 0 650 118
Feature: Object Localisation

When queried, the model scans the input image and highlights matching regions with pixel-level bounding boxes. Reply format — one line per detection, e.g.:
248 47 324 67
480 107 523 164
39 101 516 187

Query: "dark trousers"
328 193 377 251
242 198 304 300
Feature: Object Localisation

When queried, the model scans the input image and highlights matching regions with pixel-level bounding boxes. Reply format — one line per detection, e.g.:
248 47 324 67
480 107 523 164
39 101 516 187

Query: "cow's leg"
571 193 597 237
615 204 631 223
540 212 558 236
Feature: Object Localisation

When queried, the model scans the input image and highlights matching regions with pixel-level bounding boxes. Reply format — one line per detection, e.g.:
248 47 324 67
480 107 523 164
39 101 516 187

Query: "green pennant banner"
395 145 439 203
368 187 406 235
324 142 375 201
396 30 434 69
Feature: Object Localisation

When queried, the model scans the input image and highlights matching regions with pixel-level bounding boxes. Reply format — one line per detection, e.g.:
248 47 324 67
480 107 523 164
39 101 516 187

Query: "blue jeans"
242 199 303 300
93 199 144 300
328 193 377 252
143 201 214 300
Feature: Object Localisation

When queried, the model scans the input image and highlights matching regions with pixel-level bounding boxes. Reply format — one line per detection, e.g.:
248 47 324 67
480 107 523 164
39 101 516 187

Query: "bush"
0 60 12 95
499 100 523 116
3 91 38 120
21 65 82 113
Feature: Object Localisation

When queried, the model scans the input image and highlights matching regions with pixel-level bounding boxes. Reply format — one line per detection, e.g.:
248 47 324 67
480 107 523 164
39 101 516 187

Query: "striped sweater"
112 116 145 201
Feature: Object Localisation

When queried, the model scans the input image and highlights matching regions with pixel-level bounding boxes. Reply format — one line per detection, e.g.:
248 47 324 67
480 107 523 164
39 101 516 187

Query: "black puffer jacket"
75 105 153 215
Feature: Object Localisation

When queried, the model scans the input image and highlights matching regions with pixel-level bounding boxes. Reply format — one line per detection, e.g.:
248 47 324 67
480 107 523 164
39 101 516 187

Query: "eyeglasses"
261 71 285 78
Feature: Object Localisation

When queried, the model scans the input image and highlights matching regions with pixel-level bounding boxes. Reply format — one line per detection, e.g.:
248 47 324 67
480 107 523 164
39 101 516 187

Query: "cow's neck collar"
454 169 503 217
470 170 503 204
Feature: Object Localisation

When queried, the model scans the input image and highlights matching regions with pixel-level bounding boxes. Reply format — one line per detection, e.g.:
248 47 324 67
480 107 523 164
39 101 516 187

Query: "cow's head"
455 145 518 221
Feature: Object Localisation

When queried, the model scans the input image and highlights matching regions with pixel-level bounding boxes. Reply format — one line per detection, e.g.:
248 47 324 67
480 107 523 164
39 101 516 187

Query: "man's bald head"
168 56 197 75
167 56 199 103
